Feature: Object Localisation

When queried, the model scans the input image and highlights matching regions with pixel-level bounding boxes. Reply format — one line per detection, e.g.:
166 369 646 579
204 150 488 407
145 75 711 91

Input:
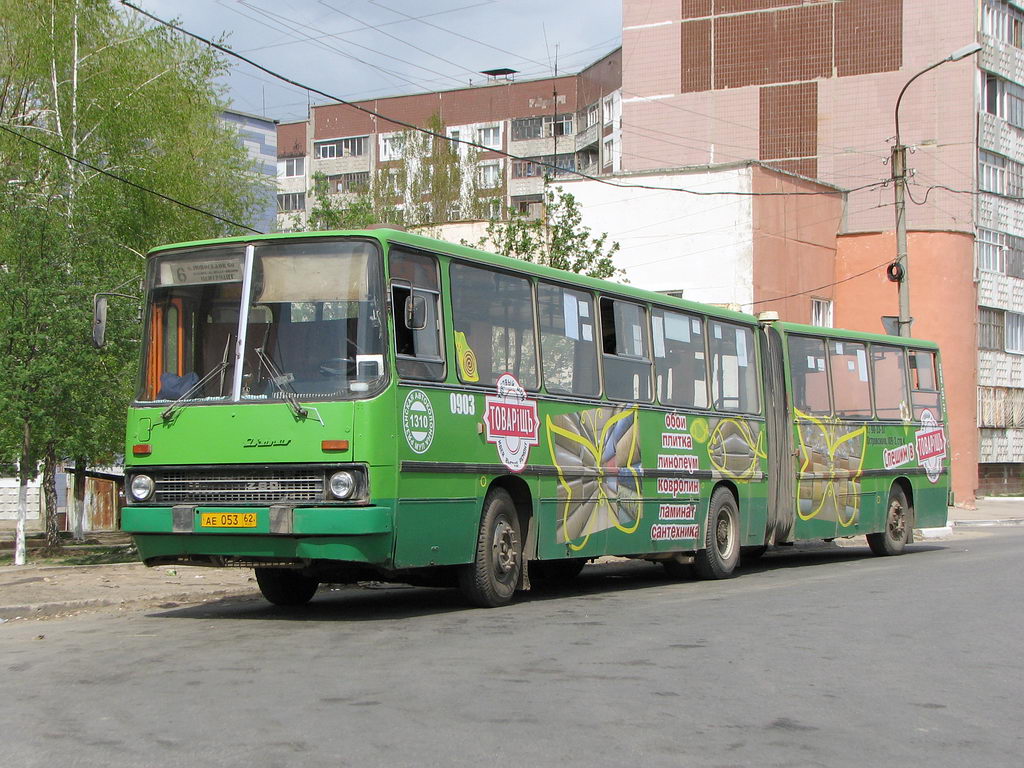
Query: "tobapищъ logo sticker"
402 389 435 454
915 409 946 484
484 373 539 472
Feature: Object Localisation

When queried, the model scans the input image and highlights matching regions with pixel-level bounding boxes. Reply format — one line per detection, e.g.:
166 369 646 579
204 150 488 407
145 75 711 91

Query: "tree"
0 0 268 558
474 186 622 280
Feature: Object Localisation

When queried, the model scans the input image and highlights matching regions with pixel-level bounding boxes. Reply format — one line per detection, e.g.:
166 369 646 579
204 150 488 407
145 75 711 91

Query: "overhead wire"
120 1 872 199
0 123 262 233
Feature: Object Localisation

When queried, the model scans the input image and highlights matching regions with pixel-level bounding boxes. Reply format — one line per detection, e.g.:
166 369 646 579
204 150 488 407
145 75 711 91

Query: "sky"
135 0 623 123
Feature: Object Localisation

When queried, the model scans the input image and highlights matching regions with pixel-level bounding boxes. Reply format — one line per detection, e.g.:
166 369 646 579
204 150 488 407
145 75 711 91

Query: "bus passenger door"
785 333 839 541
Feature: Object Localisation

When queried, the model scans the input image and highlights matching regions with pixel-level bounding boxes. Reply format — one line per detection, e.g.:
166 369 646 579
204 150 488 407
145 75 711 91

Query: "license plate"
200 512 257 528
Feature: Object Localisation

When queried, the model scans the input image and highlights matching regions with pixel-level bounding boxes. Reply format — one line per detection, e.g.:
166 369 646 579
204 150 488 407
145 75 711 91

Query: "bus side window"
872 344 911 420
389 249 445 382
538 282 599 397
909 349 941 419
710 321 759 413
652 308 708 408
450 263 538 388
787 335 830 416
600 297 652 402
829 340 871 418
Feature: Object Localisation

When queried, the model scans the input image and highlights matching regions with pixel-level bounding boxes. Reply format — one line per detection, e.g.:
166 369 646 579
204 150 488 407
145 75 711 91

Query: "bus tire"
255 568 319 606
459 488 522 607
694 488 740 580
867 485 911 556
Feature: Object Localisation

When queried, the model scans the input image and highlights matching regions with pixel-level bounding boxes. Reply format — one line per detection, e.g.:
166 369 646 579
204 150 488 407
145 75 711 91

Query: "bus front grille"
153 469 324 504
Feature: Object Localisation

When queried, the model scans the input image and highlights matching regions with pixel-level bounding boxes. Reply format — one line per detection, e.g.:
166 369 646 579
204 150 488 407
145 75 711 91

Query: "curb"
951 518 1024 528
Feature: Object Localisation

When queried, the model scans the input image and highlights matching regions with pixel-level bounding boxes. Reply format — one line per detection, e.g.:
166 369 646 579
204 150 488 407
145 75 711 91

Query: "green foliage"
0 0 268 540
295 113 495 232
476 187 622 280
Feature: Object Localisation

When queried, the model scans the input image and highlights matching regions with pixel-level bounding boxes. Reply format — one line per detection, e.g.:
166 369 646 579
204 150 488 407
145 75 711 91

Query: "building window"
979 150 1024 196
511 117 543 141
603 138 615 168
979 307 1005 350
329 172 370 194
984 0 1024 48
603 94 616 125
811 298 833 327
584 103 600 130
276 192 305 212
315 136 367 159
379 133 402 162
544 113 574 137
511 154 574 179
1008 311 1024 353
277 157 304 178
978 228 1006 273
477 162 501 188
477 125 501 149
983 73 1024 129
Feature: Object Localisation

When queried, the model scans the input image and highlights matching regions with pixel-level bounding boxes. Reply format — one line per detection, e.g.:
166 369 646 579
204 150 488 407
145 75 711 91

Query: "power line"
747 259 894 307
120 1 865 199
0 123 262 234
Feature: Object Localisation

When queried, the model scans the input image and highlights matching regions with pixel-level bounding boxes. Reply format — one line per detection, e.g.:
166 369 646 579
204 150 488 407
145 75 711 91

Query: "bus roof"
774 320 939 349
149 227 760 325
148 229 940 349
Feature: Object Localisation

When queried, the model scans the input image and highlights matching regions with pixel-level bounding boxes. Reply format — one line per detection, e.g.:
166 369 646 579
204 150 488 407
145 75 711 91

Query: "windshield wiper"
254 347 308 420
161 361 229 421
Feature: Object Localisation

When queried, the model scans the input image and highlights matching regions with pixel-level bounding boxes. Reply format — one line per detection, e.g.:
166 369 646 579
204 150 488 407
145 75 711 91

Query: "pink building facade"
619 0 1024 502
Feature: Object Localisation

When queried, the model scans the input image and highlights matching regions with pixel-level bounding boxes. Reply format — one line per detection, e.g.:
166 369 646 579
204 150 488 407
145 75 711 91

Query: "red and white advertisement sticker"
915 409 947 484
484 373 539 472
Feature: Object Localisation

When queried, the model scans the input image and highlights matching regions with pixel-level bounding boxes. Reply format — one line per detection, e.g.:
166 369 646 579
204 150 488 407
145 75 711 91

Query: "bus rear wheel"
694 488 740 580
459 488 522 608
255 568 319 606
867 485 911 556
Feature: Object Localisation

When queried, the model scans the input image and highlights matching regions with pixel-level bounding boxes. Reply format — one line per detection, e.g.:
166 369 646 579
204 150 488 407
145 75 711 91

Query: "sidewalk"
0 498 1021 623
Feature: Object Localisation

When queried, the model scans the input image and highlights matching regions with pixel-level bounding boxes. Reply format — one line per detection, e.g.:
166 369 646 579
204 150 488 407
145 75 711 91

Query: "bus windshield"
137 238 386 404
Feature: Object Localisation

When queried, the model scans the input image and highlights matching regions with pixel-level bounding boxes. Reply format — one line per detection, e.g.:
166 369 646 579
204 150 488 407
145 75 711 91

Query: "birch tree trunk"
14 420 31 566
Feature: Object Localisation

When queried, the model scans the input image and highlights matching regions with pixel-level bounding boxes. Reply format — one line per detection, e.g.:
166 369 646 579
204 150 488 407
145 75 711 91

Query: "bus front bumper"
122 505 394 566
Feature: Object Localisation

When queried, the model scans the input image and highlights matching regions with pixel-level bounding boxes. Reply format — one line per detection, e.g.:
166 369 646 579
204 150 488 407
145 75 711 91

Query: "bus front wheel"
459 488 522 608
694 488 740 580
255 568 319 606
867 485 911 556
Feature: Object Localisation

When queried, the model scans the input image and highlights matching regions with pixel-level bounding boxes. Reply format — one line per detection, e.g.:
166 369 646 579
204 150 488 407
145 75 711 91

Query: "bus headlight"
328 470 356 500
129 474 155 502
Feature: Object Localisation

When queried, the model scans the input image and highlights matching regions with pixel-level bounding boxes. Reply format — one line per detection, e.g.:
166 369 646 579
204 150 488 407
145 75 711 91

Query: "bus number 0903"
450 392 476 415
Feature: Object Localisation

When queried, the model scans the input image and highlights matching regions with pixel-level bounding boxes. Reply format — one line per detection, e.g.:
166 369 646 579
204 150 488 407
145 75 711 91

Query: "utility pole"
890 41 981 337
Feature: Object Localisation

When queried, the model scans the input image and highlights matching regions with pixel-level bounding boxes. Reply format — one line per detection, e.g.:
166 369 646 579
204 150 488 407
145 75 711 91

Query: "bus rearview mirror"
405 295 427 330
92 295 108 348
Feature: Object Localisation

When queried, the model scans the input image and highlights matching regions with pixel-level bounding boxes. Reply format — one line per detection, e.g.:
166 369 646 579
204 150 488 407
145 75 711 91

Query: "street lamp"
890 41 982 337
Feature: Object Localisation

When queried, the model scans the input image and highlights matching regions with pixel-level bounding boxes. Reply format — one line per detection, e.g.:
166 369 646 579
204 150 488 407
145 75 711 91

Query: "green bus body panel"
123 230 949 575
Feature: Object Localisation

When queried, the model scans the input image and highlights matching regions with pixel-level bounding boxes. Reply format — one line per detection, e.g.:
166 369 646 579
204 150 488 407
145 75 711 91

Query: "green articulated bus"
118 228 949 608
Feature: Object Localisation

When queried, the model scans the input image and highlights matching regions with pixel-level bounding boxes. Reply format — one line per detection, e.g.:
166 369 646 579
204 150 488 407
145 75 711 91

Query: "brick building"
274 49 622 228
618 0 1024 500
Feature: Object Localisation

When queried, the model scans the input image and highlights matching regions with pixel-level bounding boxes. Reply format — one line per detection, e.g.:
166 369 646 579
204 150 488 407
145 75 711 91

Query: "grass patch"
0 545 140 567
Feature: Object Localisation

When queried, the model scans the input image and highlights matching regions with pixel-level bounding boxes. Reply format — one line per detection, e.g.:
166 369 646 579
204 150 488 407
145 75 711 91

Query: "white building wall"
553 167 755 308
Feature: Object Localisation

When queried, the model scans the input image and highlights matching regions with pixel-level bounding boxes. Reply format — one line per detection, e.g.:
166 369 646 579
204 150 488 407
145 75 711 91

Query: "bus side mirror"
405 295 427 331
92 295 108 348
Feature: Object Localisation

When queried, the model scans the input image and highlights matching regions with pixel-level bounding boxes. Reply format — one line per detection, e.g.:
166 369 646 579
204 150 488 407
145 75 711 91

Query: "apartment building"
274 49 622 229
619 0 1024 501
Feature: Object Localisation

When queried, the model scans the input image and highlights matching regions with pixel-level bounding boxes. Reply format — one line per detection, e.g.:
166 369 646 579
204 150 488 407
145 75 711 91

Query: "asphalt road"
2 530 1022 768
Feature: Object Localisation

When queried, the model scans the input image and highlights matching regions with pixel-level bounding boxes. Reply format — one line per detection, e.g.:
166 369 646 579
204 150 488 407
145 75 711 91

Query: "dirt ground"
0 561 262 622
